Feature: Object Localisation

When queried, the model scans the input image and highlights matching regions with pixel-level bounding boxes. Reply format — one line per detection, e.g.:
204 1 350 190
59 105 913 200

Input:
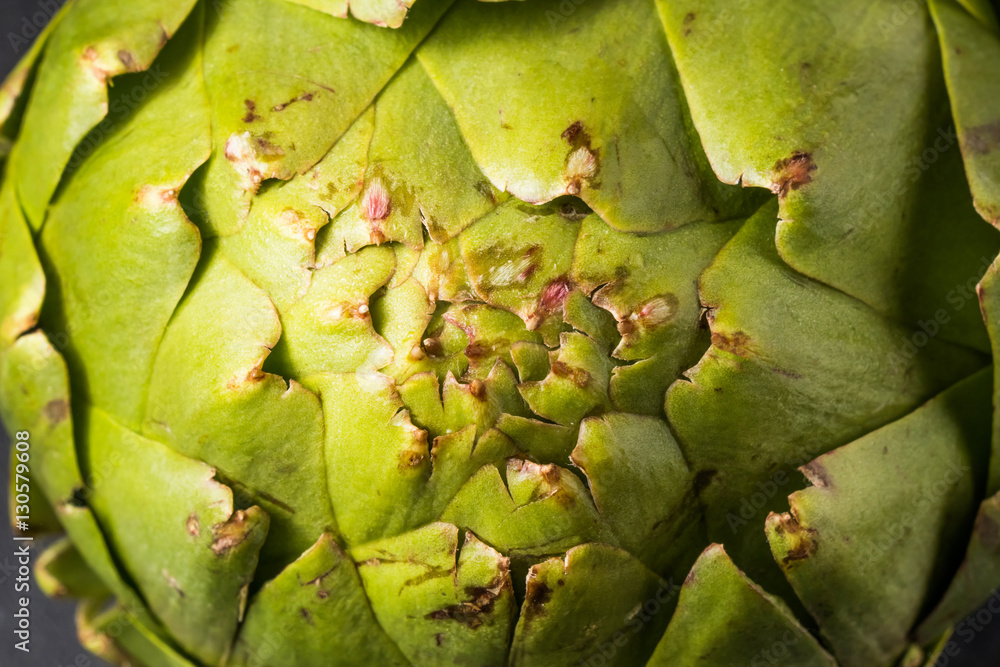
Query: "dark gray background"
1 0 999 665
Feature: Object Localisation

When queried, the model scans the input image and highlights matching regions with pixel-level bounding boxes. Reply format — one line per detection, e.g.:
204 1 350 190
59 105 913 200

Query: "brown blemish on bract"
299 607 315 626
683 12 696 36
162 569 185 597
81 46 111 84
561 121 588 145
255 136 284 158
561 122 600 195
186 513 200 537
464 341 490 361
771 367 803 380
227 363 265 390
618 294 680 345
801 461 832 489
539 463 562 487
398 431 428 470
772 151 817 197
425 581 504 629
225 133 274 191
319 301 371 322
305 563 340 587
399 451 427 469
475 181 497 205
275 208 316 242
116 50 138 72
551 360 591 388
565 147 598 195
771 512 818 565
242 99 259 123
523 577 553 621
134 184 178 208
44 399 68 423
711 330 752 358
402 565 453 588
617 319 635 337
272 92 314 112
511 459 561 489
963 121 1000 156
210 510 255 556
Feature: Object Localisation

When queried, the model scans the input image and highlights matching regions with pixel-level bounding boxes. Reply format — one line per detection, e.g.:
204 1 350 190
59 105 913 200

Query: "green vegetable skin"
2 0 1000 665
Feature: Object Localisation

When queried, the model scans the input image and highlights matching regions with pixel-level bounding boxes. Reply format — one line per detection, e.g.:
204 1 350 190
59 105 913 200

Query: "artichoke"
3 0 1000 665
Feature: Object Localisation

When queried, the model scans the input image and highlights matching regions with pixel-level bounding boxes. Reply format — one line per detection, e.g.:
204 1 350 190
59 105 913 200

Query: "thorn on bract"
771 151 817 197
564 147 597 195
135 184 179 209
529 278 573 328
363 178 391 222
422 337 444 357
225 133 284 193
468 379 486 401
275 207 317 242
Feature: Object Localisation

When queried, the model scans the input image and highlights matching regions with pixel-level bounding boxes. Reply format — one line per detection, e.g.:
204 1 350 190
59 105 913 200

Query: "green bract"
2 0 1000 665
